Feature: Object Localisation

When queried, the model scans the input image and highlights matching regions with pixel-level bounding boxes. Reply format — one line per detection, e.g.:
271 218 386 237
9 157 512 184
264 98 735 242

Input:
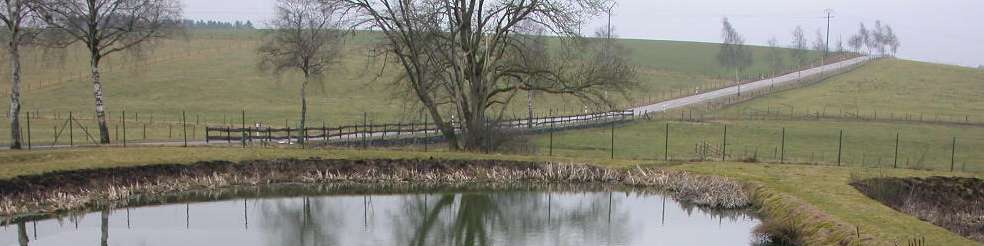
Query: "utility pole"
823 9 835 58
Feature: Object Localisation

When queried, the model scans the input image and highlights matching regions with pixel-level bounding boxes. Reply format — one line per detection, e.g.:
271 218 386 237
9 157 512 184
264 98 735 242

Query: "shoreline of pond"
0 158 750 222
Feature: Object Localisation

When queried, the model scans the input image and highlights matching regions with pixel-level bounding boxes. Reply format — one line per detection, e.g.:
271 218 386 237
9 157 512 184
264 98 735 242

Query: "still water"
0 186 760 245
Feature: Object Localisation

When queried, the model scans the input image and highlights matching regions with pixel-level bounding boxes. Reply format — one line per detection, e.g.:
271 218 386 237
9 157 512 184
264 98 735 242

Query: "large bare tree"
0 0 38 149
716 17 752 83
33 0 182 144
332 0 636 151
258 0 347 144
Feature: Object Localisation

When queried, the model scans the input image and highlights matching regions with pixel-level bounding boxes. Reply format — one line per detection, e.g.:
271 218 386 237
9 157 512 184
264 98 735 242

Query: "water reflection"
0 185 760 246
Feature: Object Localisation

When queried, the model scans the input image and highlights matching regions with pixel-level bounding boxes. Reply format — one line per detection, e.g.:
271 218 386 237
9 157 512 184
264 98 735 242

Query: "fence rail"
204 110 635 146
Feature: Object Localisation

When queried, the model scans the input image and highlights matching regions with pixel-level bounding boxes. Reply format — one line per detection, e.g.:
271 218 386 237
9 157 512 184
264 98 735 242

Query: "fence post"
26 112 31 150
285 119 291 145
120 111 125 148
837 130 843 166
205 125 210 144
664 123 670 161
424 116 429 152
951 137 957 172
362 112 368 149
894 132 900 169
549 110 554 156
69 112 74 147
721 125 727 161
322 120 327 143
779 128 786 164
182 111 187 148
241 109 246 148
610 110 616 160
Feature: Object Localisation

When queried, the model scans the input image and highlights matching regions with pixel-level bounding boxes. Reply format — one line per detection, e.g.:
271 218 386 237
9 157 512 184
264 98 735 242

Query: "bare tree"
883 25 900 56
812 28 826 64
871 20 887 55
716 17 752 83
766 37 784 77
332 0 636 151
33 0 182 144
790 26 808 68
0 0 39 149
857 23 870 55
258 0 347 144
847 34 862 54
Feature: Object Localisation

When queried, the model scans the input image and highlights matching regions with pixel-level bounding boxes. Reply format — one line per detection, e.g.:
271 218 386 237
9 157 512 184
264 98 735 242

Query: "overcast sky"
183 0 984 67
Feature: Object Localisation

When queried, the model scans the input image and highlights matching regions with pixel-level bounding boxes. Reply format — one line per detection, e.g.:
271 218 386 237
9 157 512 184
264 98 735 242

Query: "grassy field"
532 119 984 172
713 59 984 122
0 29 824 146
0 147 978 245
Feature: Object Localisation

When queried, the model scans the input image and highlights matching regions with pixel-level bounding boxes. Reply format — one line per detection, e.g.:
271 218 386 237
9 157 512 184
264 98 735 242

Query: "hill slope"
0 30 824 144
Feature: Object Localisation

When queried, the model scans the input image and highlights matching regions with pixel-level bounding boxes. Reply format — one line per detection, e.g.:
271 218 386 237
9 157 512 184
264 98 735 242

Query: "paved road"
631 56 873 115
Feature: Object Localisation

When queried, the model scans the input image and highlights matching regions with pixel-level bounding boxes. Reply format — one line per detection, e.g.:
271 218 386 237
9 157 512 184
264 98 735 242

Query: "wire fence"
534 119 983 173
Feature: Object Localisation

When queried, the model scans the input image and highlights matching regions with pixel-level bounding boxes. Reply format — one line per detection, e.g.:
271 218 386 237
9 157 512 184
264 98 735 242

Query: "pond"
0 185 761 245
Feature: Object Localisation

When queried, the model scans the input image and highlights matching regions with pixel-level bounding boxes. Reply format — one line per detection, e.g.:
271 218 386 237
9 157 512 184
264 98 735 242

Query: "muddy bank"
852 176 984 243
0 158 749 220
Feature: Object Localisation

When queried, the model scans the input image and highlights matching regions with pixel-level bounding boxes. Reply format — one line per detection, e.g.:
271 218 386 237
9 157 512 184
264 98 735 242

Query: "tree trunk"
299 73 308 145
100 209 109 246
90 54 111 144
17 222 27 246
8 38 22 149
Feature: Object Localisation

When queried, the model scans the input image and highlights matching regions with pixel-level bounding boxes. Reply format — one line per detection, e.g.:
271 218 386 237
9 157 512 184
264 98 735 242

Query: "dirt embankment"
852 176 984 243
0 158 750 220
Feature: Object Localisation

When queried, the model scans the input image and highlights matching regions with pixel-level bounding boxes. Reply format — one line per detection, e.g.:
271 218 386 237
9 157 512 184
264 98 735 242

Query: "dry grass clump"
0 158 750 220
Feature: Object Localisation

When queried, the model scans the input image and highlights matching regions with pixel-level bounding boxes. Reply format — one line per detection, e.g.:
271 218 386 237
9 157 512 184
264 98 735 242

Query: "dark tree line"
183 19 255 29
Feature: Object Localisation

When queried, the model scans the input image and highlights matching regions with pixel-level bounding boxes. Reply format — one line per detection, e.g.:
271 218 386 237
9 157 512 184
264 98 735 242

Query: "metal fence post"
894 132 900 168
549 109 554 156
951 137 957 172
664 123 669 161
837 130 843 166
610 111 616 160
182 111 187 148
26 112 31 150
121 111 125 148
780 128 786 164
241 109 246 148
424 116 429 152
362 112 368 149
721 125 727 161
69 112 74 147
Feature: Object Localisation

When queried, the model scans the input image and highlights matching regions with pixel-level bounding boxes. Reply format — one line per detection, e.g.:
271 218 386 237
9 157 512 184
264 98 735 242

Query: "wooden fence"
204 110 635 146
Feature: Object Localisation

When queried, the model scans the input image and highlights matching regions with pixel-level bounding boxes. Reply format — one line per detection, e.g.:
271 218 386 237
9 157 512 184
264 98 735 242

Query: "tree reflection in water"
258 197 344 246
2 186 758 246
394 192 632 246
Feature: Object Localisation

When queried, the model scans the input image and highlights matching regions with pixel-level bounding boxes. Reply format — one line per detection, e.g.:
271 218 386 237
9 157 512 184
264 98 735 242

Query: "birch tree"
716 18 752 83
0 0 37 149
766 37 784 77
258 0 347 144
812 28 826 65
331 0 637 151
33 0 182 144
789 26 808 68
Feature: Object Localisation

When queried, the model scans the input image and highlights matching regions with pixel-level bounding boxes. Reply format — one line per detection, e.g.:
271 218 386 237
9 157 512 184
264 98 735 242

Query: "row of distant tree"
182 20 256 29
717 17 902 83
